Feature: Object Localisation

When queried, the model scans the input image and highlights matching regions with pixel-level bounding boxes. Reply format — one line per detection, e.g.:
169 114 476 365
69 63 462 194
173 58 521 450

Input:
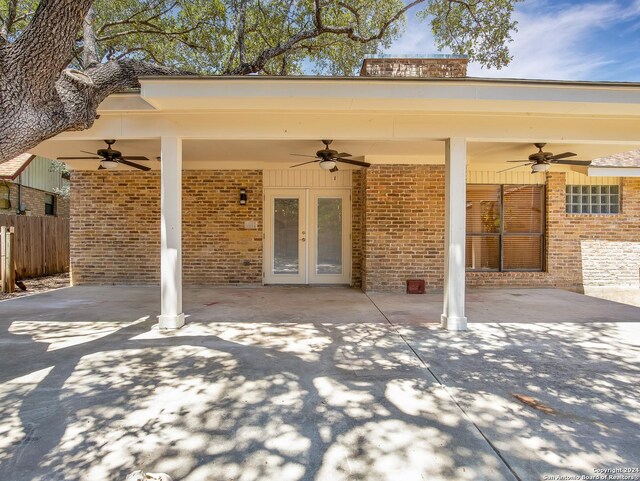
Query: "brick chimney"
359 55 467 78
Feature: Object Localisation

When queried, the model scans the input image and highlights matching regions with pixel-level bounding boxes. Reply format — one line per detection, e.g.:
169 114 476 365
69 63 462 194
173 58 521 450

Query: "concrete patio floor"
0 286 638 481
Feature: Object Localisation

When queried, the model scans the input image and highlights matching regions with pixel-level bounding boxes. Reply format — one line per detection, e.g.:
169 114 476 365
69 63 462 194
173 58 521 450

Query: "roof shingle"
0 154 36 180
590 149 640 168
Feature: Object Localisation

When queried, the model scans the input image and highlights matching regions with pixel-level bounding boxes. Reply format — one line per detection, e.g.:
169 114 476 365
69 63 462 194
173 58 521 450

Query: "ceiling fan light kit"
100 159 119 170
57 139 151 171
497 143 591 174
531 163 550 173
319 160 337 170
290 140 370 171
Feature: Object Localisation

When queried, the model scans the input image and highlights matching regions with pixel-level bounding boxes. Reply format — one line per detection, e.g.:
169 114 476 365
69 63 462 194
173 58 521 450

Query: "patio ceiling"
31 138 640 172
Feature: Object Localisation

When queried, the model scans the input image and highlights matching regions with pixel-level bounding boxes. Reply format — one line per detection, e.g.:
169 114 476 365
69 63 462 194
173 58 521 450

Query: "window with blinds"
466 185 545 272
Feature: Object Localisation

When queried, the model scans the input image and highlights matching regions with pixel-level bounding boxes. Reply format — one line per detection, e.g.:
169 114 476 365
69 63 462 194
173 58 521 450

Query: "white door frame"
264 187 351 285
264 188 307 284
308 189 351 284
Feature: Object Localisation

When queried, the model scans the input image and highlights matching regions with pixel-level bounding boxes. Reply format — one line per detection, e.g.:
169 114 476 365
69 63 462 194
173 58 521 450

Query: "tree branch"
87 59 174 94
82 5 99 68
236 0 248 65
10 0 93 91
228 0 427 75
97 1 178 36
97 24 201 44
0 0 19 42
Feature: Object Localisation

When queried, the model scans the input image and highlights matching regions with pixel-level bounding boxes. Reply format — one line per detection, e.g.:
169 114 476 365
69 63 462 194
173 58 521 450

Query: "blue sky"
385 0 640 81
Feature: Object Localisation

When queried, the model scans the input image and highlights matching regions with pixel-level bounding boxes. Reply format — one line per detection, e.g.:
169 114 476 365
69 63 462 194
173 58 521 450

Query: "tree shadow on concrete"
0 310 638 481
400 322 640 480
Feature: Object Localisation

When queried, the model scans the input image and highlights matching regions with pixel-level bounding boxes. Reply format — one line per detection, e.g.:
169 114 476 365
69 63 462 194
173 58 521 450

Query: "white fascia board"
98 93 157 112
138 77 640 115
588 167 640 177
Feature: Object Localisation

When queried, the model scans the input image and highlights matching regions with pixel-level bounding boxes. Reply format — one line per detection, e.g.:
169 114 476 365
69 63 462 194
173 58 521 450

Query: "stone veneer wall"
362 165 445 291
0 182 69 218
362 167 640 292
70 170 262 285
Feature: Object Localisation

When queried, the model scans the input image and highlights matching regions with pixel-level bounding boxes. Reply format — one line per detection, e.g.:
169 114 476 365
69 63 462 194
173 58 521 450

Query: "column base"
158 313 185 329
440 314 468 331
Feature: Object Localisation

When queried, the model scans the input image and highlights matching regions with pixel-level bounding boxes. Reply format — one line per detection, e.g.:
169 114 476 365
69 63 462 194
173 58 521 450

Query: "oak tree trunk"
0 0 175 163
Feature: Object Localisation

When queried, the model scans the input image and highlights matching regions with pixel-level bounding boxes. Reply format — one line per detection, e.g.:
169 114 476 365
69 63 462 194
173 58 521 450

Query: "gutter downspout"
17 173 22 214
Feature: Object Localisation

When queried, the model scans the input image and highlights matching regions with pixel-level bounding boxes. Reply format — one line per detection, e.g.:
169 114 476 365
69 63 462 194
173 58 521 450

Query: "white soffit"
136 77 640 116
588 167 640 177
33 139 640 172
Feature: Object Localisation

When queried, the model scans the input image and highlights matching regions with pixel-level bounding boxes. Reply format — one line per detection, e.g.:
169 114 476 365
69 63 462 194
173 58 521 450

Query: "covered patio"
1 284 639 324
0 286 639 481
30 75 640 332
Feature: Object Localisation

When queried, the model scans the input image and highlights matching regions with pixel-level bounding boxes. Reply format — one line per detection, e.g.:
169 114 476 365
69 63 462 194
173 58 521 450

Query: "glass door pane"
264 189 306 284
316 198 343 274
274 198 299 274
308 190 351 284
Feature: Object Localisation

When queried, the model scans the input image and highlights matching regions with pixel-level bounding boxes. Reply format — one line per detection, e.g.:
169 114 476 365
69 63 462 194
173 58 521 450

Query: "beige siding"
20 156 65 192
467 169 621 186
466 170 545 185
263 169 352 188
565 172 620 186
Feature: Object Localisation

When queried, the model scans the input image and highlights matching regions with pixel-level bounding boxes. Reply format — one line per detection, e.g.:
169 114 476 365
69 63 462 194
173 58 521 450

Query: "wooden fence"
0 214 70 279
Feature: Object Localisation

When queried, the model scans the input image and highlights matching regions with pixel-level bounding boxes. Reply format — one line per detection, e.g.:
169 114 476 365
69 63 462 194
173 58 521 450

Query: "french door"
264 188 351 284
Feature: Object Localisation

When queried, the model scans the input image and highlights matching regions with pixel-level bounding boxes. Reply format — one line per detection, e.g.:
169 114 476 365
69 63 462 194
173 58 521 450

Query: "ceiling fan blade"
330 166 339 173
290 159 321 168
497 163 532 173
551 159 592 166
290 154 319 158
122 156 149 161
80 150 98 155
549 152 576 160
335 152 352 158
57 156 101 160
506 160 531 163
336 157 370 168
117 158 151 171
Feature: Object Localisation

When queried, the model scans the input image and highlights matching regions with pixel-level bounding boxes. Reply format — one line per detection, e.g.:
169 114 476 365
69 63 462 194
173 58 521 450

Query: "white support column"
441 138 468 331
159 136 185 329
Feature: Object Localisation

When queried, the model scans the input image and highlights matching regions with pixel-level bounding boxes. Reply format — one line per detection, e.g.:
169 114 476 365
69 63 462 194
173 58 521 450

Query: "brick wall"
70 170 262 285
351 170 364 288
183 171 262 285
55 194 71 218
71 171 160 284
70 167 640 291
362 166 640 292
362 165 445 292
550 173 639 288
0 182 69 218
468 173 640 289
